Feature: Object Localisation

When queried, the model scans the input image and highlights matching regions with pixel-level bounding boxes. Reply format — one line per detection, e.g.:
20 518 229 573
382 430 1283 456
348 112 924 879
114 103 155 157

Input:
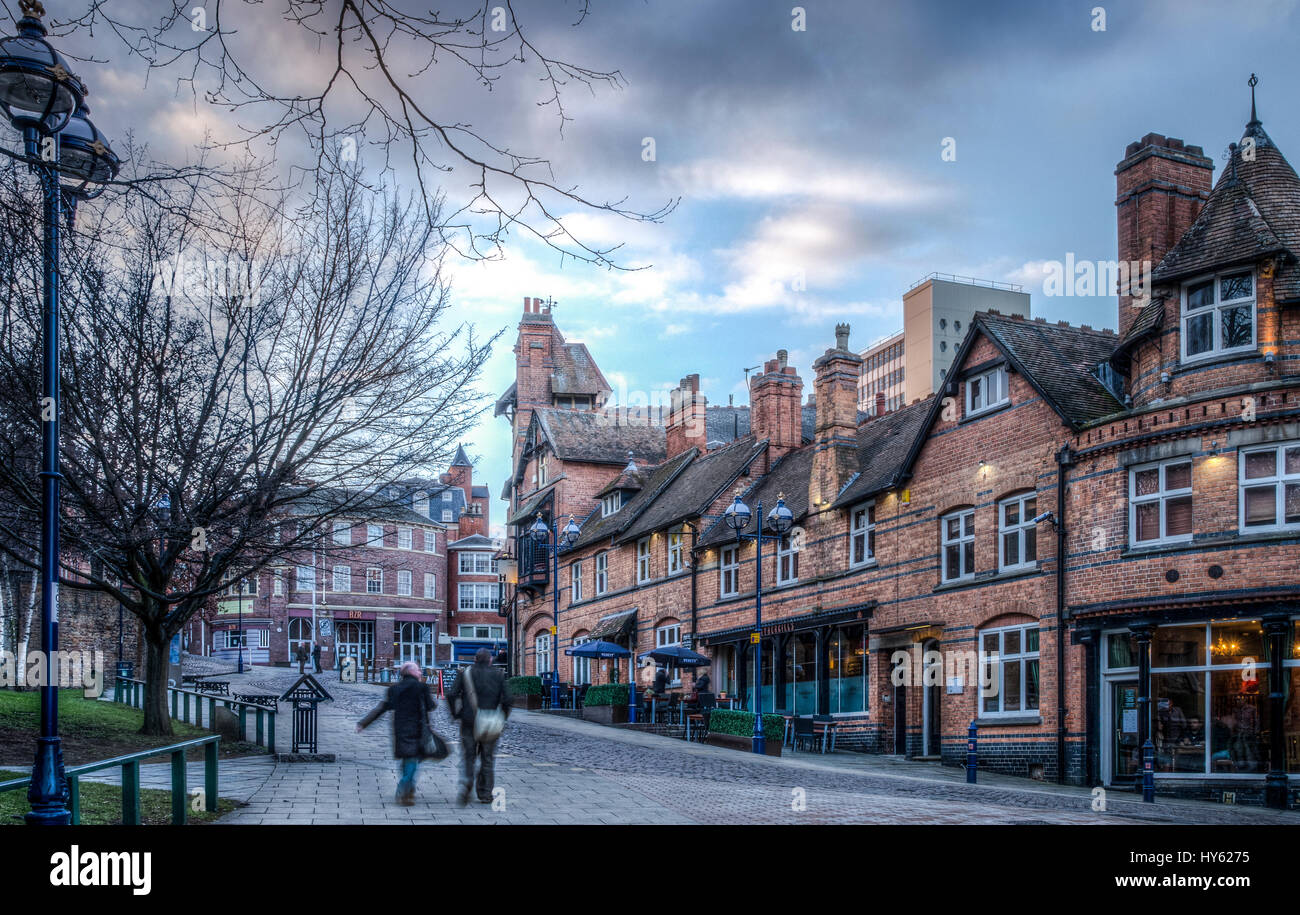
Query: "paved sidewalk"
158 664 1298 825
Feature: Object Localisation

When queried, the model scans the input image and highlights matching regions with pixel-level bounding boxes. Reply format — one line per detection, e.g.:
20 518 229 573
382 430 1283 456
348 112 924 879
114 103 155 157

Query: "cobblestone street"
140 663 1298 826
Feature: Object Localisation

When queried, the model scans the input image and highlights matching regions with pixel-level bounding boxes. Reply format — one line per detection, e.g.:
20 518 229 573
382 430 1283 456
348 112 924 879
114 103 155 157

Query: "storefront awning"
588 607 637 642
699 603 874 645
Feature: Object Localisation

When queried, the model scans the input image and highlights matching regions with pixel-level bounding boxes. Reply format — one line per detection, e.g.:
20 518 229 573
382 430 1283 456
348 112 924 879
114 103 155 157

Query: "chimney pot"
835 323 850 351
777 349 788 369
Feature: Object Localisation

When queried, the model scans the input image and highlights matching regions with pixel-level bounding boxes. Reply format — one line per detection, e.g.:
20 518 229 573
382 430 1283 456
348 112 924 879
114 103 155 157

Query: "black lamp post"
723 489 793 754
0 0 119 826
529 512 580 709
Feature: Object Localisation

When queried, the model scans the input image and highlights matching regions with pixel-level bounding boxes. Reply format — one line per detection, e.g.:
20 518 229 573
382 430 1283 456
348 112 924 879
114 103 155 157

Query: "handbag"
463 667 506 743
419 686 449 760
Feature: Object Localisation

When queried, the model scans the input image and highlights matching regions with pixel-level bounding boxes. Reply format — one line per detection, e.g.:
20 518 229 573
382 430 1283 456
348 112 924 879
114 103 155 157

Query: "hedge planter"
704 731 783 757
582 703 629 725
517 694 544 710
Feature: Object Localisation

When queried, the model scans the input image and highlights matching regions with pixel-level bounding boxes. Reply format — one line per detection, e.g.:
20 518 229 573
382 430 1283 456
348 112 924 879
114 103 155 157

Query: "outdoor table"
714 696 736 709
196 680 229 695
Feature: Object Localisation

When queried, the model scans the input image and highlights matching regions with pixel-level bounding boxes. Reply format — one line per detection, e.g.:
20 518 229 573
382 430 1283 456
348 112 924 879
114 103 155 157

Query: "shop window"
980 624 1040 716
1129 459 1193 545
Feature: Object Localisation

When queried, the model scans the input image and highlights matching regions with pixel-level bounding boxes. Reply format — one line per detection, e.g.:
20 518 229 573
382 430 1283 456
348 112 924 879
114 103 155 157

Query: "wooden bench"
195 680 229 696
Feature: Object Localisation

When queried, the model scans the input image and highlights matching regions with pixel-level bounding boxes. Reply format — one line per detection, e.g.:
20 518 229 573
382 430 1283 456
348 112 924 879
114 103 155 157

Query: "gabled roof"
617 436 767 545
898 311 1123 481
533 408 667 466
506 483 557 527
552 342 612 398
832 398 936 509
1113 296 1166 357
1151 115 1300 302
494 381 517 417
451 444 472 467
977 312 1122 427
568 449 699 551
697 444 813 548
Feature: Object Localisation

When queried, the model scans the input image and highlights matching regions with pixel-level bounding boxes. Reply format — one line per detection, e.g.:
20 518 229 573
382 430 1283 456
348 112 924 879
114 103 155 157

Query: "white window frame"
535 633 552 675
366 567 383 594
776 534 799 585
965 365 1009 418
1180 270 1255 364
442 490 453 502
460 624 505 639
423 530 437 552
637 537 651 583
571 561 583 602
332 565 351 593
572 635 592 685
998 492 1038 572
667 531 685 576
719 545 739 597
1238 441 1300 532
398 527 412 550
442 509 454 522
850 502 876 567
414 492 429 517
979 623 1040 718
423 572 437 599
601 493 622 517
1129 458 1194 546
366 523 383 546
333 521 352 546
273 569 284 596
296 565 315 593
941 508 975 582
458 552 495 574
595 552 608 595
397 569 412 596
458 583 499 611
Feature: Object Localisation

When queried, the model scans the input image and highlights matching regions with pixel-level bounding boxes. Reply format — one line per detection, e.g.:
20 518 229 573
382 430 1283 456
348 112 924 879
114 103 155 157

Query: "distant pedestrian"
311 642 322 674
653 666 669 696
356 660 447 806
695 670 711 693
445 649 511 806
295 642 310 674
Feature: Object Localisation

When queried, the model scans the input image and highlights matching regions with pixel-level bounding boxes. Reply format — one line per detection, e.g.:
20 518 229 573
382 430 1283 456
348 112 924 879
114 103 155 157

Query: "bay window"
1182 270 1254 362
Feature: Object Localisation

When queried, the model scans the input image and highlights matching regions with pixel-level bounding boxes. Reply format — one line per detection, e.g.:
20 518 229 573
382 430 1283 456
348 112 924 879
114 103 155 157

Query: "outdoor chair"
575 684 590 710
812 714 837 753
687 692 716 741
792 716 817 752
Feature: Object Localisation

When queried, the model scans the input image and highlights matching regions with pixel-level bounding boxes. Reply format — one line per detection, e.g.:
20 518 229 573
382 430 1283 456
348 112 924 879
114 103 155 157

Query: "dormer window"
965 365 1008 418
1182 270 1254 362
601 492 623 517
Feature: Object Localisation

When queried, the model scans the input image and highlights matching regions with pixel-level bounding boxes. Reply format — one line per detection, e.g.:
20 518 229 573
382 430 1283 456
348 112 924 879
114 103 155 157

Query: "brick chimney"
750 349 804 464
1115 134 1213 338
810 324 863 509
875 391 886 418
666 373 707 459
513 295 557 455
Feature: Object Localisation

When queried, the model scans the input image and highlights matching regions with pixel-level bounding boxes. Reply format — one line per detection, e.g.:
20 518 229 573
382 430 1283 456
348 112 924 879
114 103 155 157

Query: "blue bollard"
1141 739 1155 803
966 720 978 784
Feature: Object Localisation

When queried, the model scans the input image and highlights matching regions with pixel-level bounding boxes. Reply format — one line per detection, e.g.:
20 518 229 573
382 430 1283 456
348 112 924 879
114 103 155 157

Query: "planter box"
516 694 543 710
582 704 629 725
704 732 783 757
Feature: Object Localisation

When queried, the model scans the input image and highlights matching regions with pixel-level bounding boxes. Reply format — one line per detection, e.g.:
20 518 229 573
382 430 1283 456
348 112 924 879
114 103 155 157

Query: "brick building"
495 94 1300 807
182 447 491 670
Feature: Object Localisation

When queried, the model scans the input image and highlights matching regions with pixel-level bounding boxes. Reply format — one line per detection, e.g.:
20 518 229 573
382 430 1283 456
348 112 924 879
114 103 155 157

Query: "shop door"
1110 680 1141 785
336 621 375 665
893 683 907 754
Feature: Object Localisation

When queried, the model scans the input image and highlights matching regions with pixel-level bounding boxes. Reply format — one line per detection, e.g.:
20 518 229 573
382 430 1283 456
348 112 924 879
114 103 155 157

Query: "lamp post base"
25 736 69 825
751 734 765 755
1264 772 1289 810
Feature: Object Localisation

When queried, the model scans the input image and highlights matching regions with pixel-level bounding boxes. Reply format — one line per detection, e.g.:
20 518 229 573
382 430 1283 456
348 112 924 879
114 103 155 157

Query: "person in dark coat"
444 649 511 806
356 661 438 806
311 642 322 673
695 670 711 694
653 666 669 696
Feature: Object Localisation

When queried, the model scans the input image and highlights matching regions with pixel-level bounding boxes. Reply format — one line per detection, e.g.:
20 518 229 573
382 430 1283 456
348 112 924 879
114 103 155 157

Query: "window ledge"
959 400 1012 425
974 716 1043 728
1119 528 1300 559
933 564 1043 593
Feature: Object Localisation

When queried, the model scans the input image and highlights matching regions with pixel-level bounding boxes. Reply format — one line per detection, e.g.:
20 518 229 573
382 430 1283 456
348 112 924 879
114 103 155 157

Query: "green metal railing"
0 735 220 824
113 677 276 753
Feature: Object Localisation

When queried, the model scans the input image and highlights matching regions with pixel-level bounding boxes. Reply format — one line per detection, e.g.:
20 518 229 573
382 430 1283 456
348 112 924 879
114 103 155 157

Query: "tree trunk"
16 569 35 690
140 627 174 737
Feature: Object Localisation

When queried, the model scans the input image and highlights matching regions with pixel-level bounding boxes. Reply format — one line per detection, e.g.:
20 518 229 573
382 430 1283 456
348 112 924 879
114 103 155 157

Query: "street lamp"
0 0 119 826
529 512 580 710
723 489 793 754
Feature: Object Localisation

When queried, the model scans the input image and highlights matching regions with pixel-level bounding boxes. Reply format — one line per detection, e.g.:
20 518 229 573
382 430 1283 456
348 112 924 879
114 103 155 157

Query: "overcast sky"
24 0 1300 535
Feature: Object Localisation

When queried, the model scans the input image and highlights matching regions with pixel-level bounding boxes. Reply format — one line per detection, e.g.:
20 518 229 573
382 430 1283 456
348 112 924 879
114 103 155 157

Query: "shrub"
582 683 629 707
707 709 784 741
506 676 542 697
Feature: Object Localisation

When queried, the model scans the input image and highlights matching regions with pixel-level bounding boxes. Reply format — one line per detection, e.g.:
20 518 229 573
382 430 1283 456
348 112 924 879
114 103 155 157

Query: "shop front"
700 604 872 718
1082 605 1299 807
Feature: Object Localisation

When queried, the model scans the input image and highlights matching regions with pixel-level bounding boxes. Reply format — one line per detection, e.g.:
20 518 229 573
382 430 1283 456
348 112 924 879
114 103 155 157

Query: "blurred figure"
653 666 669 696
445 649 511 806
312 642 322 674
695 670 711 694
357 660 440 806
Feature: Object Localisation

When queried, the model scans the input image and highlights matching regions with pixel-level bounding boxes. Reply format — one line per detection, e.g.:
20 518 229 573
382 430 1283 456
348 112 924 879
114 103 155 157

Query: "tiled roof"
493 381 516 417
1151 118 1300 302
552 342 612 397
569 449 698 551
698 445 814 548
977 312 1123 428
471 485 490 499
594 463 648 499
535 408 667 465
285 486 445 527
617 436 767 544
506 484 557 527
588 608 636 641
832 398 936 509
1113 296 1166 356
448 533 498 549
451 444 472 467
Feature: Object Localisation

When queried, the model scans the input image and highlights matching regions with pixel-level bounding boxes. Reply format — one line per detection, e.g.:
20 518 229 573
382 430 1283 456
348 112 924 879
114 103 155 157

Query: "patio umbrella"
566 639 631 685
638 645 712 666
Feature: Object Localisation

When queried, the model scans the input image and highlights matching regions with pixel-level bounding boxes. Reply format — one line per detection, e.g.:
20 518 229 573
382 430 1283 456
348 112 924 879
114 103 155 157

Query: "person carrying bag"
357 661 448 807
445 648 511 806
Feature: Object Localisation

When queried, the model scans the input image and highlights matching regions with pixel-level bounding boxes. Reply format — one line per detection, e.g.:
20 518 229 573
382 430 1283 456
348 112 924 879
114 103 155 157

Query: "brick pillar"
810 324 863 510
665 373 707 458
749 349 804 462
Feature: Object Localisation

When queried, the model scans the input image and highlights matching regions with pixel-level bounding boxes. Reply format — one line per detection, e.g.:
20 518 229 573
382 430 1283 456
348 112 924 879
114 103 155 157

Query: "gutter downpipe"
1055 443 1074 784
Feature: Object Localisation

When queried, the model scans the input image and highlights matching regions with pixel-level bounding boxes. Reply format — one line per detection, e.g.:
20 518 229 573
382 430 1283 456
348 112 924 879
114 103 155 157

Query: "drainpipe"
683 521 701 646
1055 443 1074 784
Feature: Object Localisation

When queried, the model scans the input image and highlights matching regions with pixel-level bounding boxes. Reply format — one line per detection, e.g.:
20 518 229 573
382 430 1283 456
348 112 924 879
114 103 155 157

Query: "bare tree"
0 158 496 733
19 0 676 267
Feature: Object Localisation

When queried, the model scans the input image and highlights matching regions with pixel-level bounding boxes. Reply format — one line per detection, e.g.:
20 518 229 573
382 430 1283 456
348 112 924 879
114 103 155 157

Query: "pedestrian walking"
311 642 322 673
445 648 511 806
695 670 711 693
356 660 448 806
